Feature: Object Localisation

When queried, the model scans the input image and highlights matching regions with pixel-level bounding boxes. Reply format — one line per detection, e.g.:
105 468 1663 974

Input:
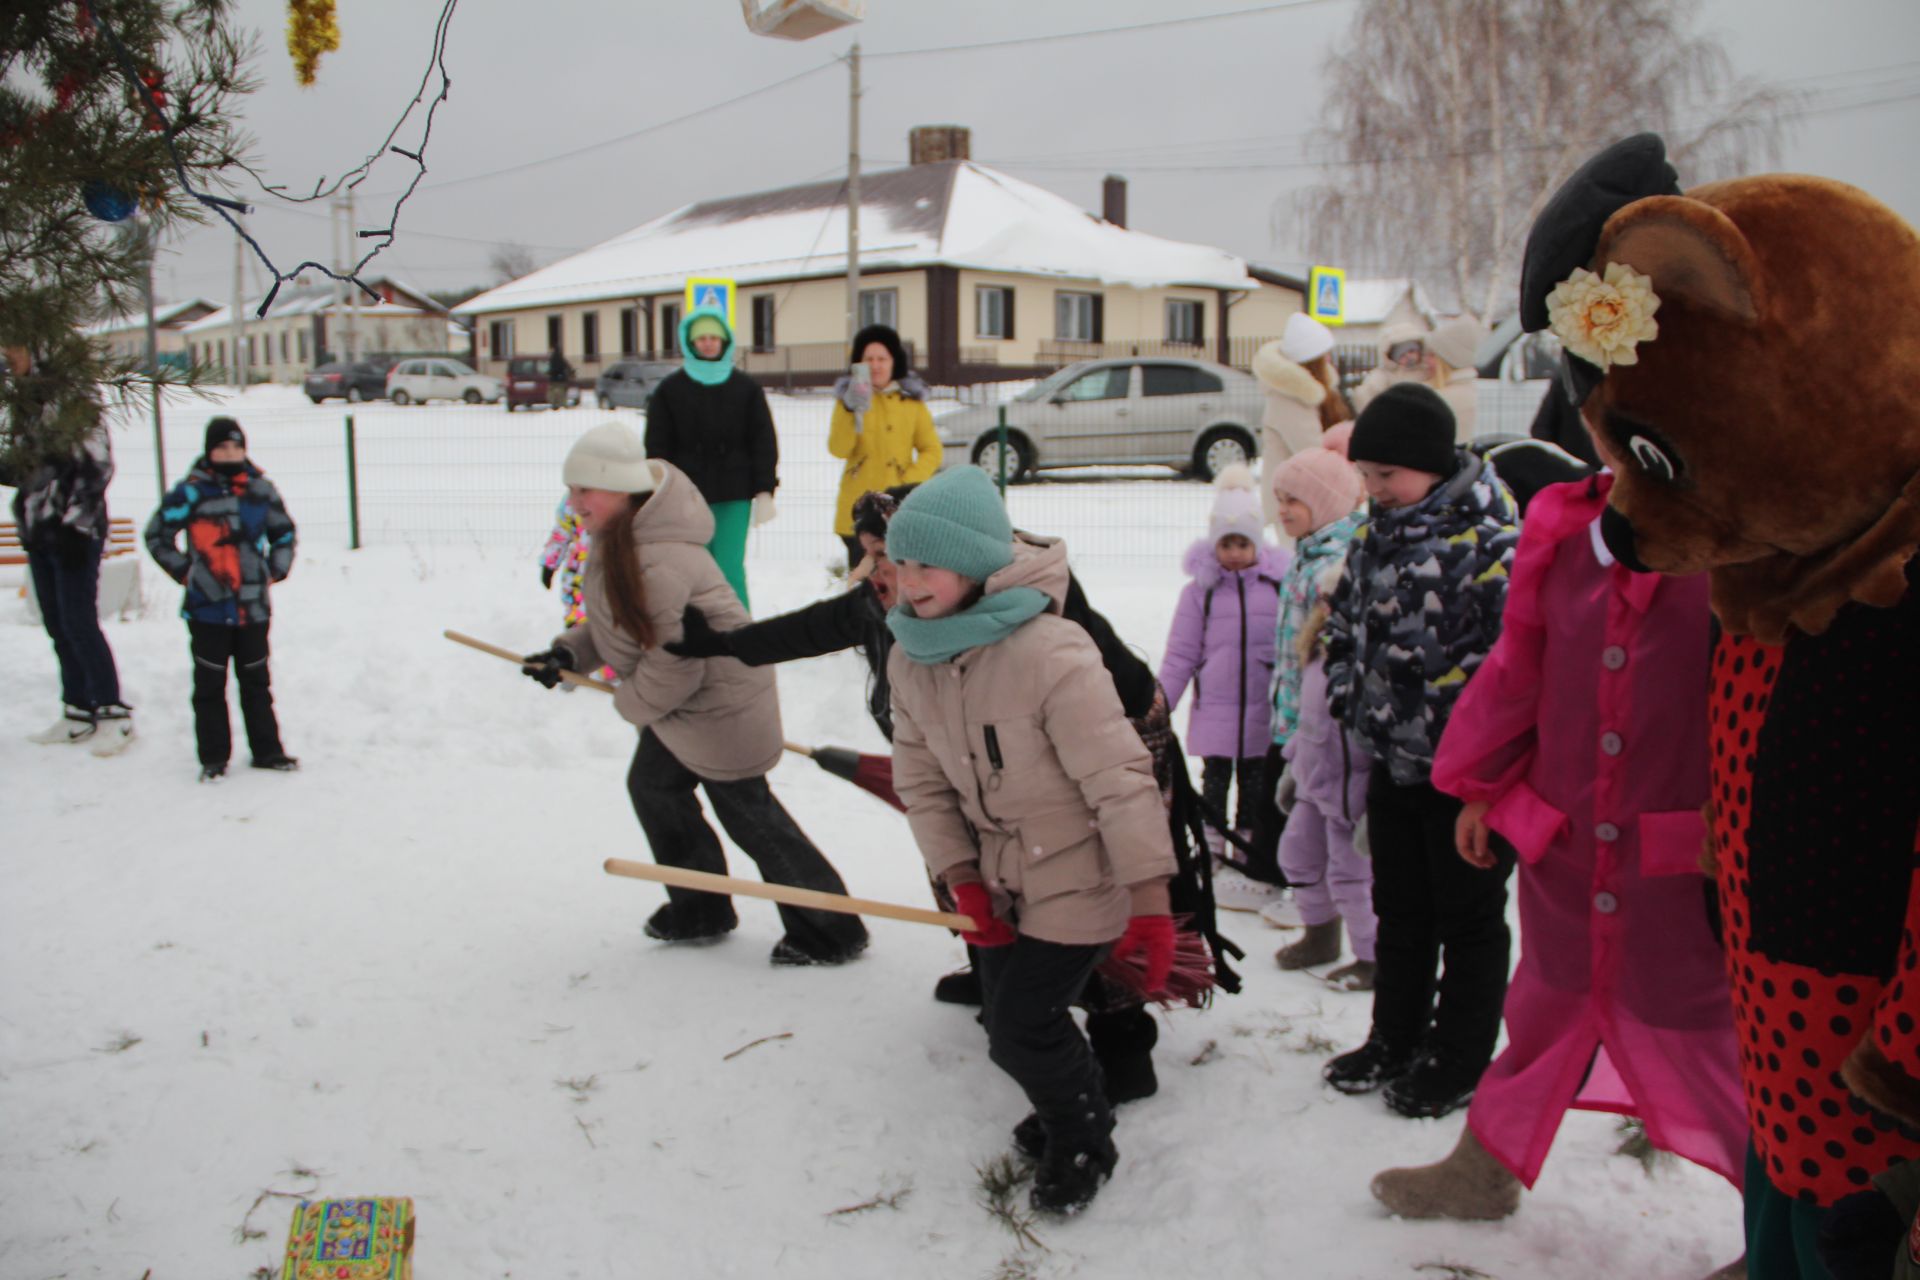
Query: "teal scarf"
887 587 1050 664
679 307 736 387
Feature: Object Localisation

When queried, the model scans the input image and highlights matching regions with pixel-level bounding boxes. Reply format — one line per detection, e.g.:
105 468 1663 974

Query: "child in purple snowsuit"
1267 446 1375 987
1158 464 1288 857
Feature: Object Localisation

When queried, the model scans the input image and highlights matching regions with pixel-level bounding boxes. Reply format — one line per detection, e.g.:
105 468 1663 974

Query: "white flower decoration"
1546 262 1661 370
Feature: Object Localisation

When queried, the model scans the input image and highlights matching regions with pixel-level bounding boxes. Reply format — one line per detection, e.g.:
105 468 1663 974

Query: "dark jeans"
1239 742 1290 884
1367 765 1515 1070
625 728 868 957
28 541 120 708
976 935 1113 1146
1200 755 1265 833
189 621 285 766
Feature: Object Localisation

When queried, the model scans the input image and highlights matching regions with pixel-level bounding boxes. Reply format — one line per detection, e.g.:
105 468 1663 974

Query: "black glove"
541 564 555 590
663 605 733 659
520 646 575 689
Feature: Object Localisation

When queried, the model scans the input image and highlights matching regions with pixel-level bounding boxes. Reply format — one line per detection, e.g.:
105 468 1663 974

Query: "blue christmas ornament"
84 180 137 222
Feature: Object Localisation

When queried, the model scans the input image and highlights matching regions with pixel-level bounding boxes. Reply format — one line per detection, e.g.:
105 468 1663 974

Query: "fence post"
344 413 361 551
995 402 1008 499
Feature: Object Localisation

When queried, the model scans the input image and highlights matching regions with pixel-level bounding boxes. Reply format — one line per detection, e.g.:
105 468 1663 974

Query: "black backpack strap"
1164 739 1244 998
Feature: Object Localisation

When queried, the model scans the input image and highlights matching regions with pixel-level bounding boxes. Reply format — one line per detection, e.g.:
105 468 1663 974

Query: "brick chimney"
1102 175 1127 228
909 125 971 166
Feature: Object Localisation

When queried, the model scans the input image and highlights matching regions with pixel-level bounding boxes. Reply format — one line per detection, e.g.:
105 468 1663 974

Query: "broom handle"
604 859 976 931
444 630 617 694
783 741 813 757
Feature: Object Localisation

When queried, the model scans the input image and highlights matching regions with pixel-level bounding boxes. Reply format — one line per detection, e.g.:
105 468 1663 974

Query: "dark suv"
304 361 390 404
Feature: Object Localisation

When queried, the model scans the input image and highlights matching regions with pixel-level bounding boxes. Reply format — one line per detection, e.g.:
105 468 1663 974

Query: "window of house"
619 307 638 356
1055 291 1103 342
1058 365 1130 402
297 330 308 363
975 286 1014 339
278 331 289 363
1165 299 1204 346
1141 364 1223 397
546 314 563 355
581 312 599 361
751 295 776 352
489 319 513 359
858 288 898 331
660 301 682 355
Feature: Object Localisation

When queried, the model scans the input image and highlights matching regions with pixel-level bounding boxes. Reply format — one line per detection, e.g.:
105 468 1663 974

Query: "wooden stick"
603 859 976 931
783 740 813 757
444 629 617 694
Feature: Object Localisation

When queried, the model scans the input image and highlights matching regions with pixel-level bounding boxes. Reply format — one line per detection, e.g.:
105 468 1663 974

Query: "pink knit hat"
1271 446 1363 532
1319 421 1354 458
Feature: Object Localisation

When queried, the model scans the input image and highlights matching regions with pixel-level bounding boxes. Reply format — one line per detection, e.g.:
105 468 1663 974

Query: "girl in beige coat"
521 422 869 966
883 465 1176 1217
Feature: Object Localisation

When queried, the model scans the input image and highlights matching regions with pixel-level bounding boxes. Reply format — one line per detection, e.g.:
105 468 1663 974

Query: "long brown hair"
597 493 656 649
1304 354 1353 430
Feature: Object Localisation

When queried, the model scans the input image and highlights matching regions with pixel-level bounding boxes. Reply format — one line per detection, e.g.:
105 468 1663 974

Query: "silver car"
935 357 1265 481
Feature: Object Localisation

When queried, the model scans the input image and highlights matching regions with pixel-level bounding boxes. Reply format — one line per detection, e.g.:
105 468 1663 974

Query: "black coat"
722 568 1157 743
643 370 779 505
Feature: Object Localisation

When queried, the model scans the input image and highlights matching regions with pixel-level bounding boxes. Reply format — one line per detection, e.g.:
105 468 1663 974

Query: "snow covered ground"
1 386 1737 1279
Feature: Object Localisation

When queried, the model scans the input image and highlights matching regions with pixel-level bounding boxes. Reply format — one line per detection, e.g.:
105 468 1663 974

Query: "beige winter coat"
557 459 782 781
887 537 1177 946
1351 322 1430 413
1251 341 1329 529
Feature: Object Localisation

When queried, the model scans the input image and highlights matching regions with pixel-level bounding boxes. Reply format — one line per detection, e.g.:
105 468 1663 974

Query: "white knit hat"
1280 312 1336 363
563 421 659 493
1208 463 1267 544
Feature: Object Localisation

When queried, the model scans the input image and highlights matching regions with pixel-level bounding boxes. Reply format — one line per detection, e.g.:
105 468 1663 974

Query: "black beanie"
205 416 246 453
1349 383 1456 476
849 324 909 377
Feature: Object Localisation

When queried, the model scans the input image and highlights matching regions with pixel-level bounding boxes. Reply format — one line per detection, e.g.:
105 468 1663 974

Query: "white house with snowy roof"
456 128 1309 386
181 275 456 383
83 298 220 369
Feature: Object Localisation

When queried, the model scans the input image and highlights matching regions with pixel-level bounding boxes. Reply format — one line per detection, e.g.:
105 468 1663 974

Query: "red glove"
1112 914 1176 994
950 882 1016 948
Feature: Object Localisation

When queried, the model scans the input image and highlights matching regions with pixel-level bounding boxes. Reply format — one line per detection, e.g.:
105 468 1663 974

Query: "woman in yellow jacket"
829 324 942 567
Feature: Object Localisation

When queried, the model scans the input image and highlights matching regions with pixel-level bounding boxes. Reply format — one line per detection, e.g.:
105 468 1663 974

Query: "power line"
864 0 1350 58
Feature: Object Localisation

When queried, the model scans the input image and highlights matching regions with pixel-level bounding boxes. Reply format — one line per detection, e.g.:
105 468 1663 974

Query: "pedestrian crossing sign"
1307 266 1346 326
685 278 736 327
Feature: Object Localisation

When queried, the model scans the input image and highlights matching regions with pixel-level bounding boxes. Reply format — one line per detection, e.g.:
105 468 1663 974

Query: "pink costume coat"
1431 475 1745 1189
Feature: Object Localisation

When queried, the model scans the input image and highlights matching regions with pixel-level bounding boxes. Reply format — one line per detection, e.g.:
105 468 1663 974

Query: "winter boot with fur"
1370 1127 1521 1221
29 704 96 745
1088 1006 1158 1104
1277 920 1342 970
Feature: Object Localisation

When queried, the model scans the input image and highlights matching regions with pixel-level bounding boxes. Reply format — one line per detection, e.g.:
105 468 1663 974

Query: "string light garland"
79 0 460 318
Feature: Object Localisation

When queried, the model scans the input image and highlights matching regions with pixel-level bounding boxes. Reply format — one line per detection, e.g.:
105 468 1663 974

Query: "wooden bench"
0 515 139 567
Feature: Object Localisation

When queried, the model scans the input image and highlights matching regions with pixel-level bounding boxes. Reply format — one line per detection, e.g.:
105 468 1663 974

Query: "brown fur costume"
1522 138 1920 1215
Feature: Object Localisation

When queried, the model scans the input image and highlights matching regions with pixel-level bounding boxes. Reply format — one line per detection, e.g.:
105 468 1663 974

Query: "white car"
386 358 503 406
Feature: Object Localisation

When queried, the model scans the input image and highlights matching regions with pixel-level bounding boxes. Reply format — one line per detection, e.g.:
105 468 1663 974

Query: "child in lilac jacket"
1158 464 1288 855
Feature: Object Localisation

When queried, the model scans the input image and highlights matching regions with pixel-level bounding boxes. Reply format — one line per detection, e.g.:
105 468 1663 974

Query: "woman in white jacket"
1252 314 1352 529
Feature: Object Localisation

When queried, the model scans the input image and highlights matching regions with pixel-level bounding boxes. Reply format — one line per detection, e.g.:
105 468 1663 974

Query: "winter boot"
88 703 134 757
1326 959 1377 992
769 934 868 967
29 704 96 745
1277 920 1343 970
1012 1112 1046 1161
1370 1127 1522 1221
933 967 983 1006
1088 1006 1159 1105
644 899 738 944
1383 1051 1483 1119
250 754 299 772
199 762 227 783
1324 1036 1419 1095
1030 1130 1119 1217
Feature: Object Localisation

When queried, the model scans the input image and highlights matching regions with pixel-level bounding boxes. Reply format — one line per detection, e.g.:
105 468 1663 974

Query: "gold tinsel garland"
286 0 340 87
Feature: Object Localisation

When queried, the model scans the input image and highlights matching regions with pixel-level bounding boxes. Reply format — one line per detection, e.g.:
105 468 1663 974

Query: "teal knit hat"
884 466 1014 583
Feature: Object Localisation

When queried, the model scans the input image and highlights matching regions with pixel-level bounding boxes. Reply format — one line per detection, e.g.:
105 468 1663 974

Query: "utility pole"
230 220 247 388
845 42 861 349
140 216 165 500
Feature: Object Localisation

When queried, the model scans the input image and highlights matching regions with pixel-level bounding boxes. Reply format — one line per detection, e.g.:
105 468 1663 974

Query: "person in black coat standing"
643 307 778 611
546 350 573 411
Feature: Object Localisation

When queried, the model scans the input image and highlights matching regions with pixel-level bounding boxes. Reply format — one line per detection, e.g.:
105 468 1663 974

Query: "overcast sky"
154 0 1920 311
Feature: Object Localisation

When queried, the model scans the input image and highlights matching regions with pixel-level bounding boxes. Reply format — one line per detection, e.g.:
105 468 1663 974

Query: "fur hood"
1252 342 1329 408
1180 537 1288 588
